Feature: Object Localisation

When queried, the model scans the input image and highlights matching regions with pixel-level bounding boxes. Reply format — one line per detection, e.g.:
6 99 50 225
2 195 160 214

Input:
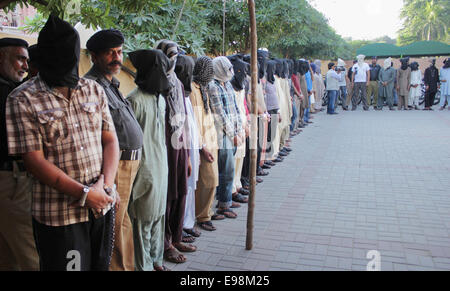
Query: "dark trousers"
164 195 187 250
425 90 437 108
32 210 113 271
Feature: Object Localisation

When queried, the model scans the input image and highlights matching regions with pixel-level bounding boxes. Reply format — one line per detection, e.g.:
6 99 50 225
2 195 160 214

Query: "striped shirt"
6 75 115 226
208 79 243 140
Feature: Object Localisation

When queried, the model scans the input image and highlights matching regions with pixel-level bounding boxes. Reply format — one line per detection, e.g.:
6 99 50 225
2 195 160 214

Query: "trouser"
216 135 236 209
299 98 306 124
398 95 408 109
290 102 297 131
32 210 112 271
132 215 164 271
303 95 310 123
327 90 337 114
0 165 39 271
378 94 394 109
439 94 449 108
367 81 378 106
345 84 353 108
352 82 368 109
266 109 279 157
232 157 244 193
164 195 187 250
339 86 347 109
195 185 215 223
279 126 290 149
241 137 250 182
110 159 140 271
425 90 437 108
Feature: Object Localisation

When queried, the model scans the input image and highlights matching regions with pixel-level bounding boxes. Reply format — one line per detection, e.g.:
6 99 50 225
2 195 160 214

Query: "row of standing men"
0 15 320 271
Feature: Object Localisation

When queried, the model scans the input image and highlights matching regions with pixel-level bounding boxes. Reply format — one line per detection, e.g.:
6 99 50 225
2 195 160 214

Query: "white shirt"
326 69 343 91
352 63 370 83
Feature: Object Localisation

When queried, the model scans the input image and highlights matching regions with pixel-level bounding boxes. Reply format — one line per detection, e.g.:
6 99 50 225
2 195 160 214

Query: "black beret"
86 29 124 53
0 37 29 48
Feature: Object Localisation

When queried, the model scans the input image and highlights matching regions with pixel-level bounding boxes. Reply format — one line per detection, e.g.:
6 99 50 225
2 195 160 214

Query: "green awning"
401 41 450 57
356 41 450 58
356 43 402 58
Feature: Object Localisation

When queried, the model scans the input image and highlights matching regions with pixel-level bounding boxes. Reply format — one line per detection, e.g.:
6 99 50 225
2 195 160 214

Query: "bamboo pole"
246 0 258 251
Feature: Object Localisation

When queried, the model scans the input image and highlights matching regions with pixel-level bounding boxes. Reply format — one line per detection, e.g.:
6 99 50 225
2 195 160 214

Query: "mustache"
108 61 122 66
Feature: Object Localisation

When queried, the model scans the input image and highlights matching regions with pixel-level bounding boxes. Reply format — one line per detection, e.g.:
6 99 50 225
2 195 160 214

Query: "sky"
309 0 404 40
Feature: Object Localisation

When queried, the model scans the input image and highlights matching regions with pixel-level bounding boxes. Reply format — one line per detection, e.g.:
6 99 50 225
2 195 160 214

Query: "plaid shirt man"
6 75 115 226
208 79 243 140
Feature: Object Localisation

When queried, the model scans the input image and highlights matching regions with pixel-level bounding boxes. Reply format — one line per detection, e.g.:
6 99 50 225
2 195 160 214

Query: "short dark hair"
328 62 335 70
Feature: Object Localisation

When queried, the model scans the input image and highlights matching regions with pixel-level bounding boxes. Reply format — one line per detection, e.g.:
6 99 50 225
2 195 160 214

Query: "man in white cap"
351 55 370 111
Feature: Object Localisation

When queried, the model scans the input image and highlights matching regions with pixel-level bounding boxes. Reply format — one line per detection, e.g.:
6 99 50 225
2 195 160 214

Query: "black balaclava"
288 59 294 76
193 56 214 114
410 62 419 71
298 60 309 76
266 60 276 84
274 59 283 78
257 50 269 79
129 49 171 96
282 60 289 79
444 58 450 69
37 15 80 89
175 54 195 96
400 57 410 70
229 58 248 92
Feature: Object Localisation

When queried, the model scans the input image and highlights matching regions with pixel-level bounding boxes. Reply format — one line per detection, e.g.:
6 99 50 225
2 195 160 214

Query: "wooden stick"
246 0 258 251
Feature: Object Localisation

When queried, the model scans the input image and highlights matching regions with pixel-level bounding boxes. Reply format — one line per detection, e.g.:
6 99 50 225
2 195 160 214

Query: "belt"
0 160 26 171
120 148 142 161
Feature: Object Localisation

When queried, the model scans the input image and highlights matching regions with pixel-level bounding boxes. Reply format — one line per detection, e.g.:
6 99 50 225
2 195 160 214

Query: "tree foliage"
2 0 354 59
398 0 449 45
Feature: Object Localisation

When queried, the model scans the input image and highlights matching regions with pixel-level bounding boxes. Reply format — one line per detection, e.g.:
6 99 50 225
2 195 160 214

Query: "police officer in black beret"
84 30 143 271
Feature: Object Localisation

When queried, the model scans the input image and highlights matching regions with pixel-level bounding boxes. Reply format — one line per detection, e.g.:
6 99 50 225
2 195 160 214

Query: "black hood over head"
298 60 309 76
266 60 276 84
228 57 249 91
37 15 80 89
175 54 195 96
129 49 171 96
257 50 269 79
274 59 284 78
410 62 419 71
282 60 289 79
400 57 410 70
443 58 450 69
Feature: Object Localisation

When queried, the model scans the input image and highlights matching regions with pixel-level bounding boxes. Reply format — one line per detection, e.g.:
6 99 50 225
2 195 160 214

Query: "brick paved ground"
165 107 450 271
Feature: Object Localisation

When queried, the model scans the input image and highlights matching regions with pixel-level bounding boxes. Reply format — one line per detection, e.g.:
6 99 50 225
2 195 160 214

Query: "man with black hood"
6 15 120 271
228 57 250 205
127 49 171 271
0 37 39 271
85 29 143 271
423 59 440 110
397 57 411 110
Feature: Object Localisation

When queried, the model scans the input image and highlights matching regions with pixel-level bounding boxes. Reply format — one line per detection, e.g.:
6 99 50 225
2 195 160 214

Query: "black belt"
0 160 26 171
120 148 141 161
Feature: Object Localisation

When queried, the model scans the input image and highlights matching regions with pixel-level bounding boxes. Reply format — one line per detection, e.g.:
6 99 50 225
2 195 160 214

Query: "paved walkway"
166 107 450 271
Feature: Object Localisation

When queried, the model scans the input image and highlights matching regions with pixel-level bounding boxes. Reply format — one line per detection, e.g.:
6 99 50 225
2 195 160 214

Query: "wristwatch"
79 186 90 207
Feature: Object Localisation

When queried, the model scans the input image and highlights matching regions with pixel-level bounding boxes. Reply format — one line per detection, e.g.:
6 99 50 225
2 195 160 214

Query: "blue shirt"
305 71 312 92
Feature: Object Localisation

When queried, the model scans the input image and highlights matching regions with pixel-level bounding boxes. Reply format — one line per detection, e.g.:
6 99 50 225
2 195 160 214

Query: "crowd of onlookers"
0 15 448 272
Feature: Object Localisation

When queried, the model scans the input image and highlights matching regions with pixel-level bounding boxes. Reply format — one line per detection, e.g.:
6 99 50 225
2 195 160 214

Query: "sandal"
232 193 248 203
183 228 201 238
197 221 216 231
154 265 171 271
182 231 196 243
174 242 197 253
211 214 225 220
164 248 186 264
217 208 237 219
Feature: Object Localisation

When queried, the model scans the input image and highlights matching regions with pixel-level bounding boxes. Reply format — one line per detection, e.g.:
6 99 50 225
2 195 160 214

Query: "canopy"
356 43 402 58
357 41 450 58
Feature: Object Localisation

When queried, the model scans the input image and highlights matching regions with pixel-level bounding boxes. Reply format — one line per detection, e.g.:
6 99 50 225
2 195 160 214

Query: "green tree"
398 0 449 45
